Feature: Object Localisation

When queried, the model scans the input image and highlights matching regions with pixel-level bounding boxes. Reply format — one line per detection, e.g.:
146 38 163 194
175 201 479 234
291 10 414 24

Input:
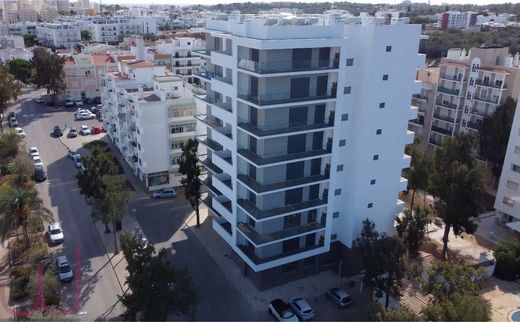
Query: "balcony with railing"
437 86 460 96
237 222 325 246
474 79 506 90
200 175 222 196
432 113 456 123
428 136 443 146
430 126 453 136
238 116 334 138
466 122 480 130
196 135 223 152
473 95 499 104
199 157 223 175
439 74 463 82
237 240 324 265
237 198 327 221
237 58 339 74
238 146 332 166
435 100 458 110
238 88 336 106
193 67 212 80
412 93 428 101
238 173 330 194
409 119 424 126
194 94 232 113
194 114 232 139
470 108 486 117
192 50 210 57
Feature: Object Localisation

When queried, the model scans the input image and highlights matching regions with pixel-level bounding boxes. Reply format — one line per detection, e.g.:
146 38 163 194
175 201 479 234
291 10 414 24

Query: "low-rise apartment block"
90 18 142 43
155 37 205 84
36 22 81 48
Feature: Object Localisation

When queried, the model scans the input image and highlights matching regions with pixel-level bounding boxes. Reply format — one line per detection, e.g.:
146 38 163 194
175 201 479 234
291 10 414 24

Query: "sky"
98 0 517 6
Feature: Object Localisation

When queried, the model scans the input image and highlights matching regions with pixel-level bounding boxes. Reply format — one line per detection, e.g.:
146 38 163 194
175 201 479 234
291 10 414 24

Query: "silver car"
289 297 314 320
56 255 73 283
327 288 352 307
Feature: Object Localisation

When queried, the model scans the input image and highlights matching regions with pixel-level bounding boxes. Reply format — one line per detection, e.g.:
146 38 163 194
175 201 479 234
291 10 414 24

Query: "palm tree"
0 185 52 247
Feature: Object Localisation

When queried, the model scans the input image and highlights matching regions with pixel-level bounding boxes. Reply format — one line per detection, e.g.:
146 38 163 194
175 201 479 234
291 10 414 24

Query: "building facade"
36 22 81 48
155 37 205 84
193 12 423 289
90 18 142 43
100 59 198 190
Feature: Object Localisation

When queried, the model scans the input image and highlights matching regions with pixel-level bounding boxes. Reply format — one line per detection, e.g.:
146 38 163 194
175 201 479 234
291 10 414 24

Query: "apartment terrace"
237 146 332 166
237 198 327 221
237 58 339 74
237 222 325 246
238 173 329 194
237 242 324 265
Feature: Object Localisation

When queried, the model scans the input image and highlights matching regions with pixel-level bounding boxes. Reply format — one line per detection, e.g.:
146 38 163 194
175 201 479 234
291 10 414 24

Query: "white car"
33 156 43 167
9 117 18 127
56 255 73 283
48 222 64 244
80 125 91 135
29 147 39 158
67 149 80 160
15 127 26 138
289 298 314 321
75 112 94 120
36 96 44 104
268 299 298 322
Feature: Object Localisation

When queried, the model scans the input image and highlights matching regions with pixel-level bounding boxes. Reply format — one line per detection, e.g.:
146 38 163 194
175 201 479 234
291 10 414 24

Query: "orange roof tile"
90 54 115 65
123 60 156 68
479 66 509 74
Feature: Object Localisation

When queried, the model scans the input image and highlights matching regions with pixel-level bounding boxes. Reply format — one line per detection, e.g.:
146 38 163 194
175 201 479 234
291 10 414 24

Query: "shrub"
28 215 44 233
494 238 520 281
10 274 30 301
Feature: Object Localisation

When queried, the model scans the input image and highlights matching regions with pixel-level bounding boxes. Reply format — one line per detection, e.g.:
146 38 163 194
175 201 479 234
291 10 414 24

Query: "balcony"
428 137 443 146
466 122 480 130
412 94 428 101
199 157 223 175
432 113 455 123
439 74 462 82
435 101 458 110
237 243 324 265
238 147 332 166
237 119 334 138
238 173 329 194
200 176 222 196
474 79 506 89
473 96 499 104
194 94 232 112
237 198 327 221
237 58 339 74
470 109 486 117
194 115 232 139
193 68 212 80
213 74 232 85
437 86 460 96
430 126 453 136
196 135 223 152
238 89 336 107
408 119 424 126
237 222 325 246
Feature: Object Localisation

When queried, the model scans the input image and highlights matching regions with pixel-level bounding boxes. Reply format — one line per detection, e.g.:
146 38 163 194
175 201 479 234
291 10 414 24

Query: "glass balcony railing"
237 118 334 137
192 50 210 57
238 146 332 166
196 135 223 152
194 115 232 138
437 86 460 96
238 173 329 194
200 176 222 196
470 109 486 117
194 94 232 112
439 74 462 81
237 58 340 74
237 222 325 246
199 157 223 175
430 126 453 136
409 119 424 126
238 89 336 106
237 198 327 220
237 242 324 265
193 68 212 80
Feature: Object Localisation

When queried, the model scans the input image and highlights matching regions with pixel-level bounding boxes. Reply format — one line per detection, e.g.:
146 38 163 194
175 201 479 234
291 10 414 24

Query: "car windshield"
302 309 312 314
341 296 351 303
281 310 295 319
50 229 61 235
59 264 71 273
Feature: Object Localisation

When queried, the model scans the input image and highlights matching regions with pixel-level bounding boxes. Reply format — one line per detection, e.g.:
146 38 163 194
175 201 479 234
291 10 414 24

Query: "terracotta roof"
442 60 468 68
90 54 115 65
115 55 135 61
123 60 156 68
155 54 172 59
479 66 509 74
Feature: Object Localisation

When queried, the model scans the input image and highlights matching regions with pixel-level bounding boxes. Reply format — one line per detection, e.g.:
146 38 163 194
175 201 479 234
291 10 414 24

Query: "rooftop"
122 60 156 68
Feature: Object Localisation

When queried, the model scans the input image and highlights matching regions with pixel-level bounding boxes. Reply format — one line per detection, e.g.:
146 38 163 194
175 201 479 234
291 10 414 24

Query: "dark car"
8 112 15 118
34 167 47 182
53 126 63 137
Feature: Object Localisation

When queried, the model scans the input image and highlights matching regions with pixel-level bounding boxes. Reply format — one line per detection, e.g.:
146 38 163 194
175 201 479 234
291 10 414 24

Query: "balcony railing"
199 157 223 175
409 119 424 126
237 242 323 265
435 101 458 110
194 94 232 112
473 96 499 104
237 198 327 220
432 113 455 123
200 177 222 196
196 135 223 152
194 115 232 138
439 74 462 81
193 68 212 80
237 119 334 137
192 50 210 57
238 89 336 106
430 126 453 136
412 93 428 101
437 86 460 96
238 146 332 166
237 58 340 74
238 173 329 194
428 136 443 146
237 222 325 246
466 122 480 130
474 79 506 89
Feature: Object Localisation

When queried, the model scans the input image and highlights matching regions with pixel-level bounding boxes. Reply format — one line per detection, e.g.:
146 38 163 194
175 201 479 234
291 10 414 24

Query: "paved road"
11 88 123 320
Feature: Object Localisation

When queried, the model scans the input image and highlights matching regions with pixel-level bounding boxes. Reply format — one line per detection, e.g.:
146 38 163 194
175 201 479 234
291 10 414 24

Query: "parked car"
289 298 314 320
48 222 64 244
56 255 73 283
268 299 298 322
36 96 44 104
91 125 102 134
327 288 352 308
34 167 47 182
8 112 15 118
152 188 176 199
73 155 82 168
74 100 83 107
64 100 74 108
53 126 63 137
67 149 80 160
29 147 39 158
15 127 26 138
9 117 18 127
67 128 78 138
75 111 95 120
79 125 91 135
33 156 43 167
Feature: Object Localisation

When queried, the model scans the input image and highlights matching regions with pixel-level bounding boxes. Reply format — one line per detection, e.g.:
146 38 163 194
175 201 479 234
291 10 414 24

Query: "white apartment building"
63 53 117 100
428 47 520 149
155 37 205 84
100 58 198 190
0 35 24 48
193 12 423 289
36 22 81 48
90 18 142 43
494 98 520 231
57 0 69 12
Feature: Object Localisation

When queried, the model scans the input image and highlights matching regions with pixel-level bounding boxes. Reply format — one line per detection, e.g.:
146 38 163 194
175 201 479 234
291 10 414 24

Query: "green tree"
493 238 520 281
8 59 33 84
80 30 91 42
429 133 485 259
8 154 35 186
478 97 517 185
32 48 66 105
406 146 432 210
0 185 52 247
395 207 430 257
0 66 21 132
178 139 201 228
95 175 129 254
424 260 484 301
75 146 118 201
422 292 490 321
119 231 199 320
0 131 21 166
22 34 37 47
380 306 423 321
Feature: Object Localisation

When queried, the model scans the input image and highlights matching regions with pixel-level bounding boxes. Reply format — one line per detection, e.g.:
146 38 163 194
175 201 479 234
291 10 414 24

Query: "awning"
506 221 520 233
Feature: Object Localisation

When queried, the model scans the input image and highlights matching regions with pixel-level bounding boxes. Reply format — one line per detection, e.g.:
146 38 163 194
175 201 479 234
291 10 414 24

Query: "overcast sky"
99 0 516 6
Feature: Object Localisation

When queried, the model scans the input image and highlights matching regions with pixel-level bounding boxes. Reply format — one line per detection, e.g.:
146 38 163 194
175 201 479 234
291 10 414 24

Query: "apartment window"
331 234 338 241
343 86 351 94
337 165 344 172
506 180 519 191
85 70 91 76
385 45 392 52
171 140 188 150
170 122 196 134
503 197 515 207
169 105 195 118
334 189 342 196
514 146 520 155
512 163 520 174
376 129 382 135
346 58 354 66
382 74 389 81
370 179 376 185
339 139 346 147
341 114 349 121
379 102 385 109
367 203 373 208
137 143 141 150
333 212 339 218
373 155 379 160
